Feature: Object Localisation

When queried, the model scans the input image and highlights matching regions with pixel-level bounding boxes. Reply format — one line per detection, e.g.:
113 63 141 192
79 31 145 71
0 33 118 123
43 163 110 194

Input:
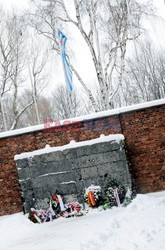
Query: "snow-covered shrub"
122 187 134 207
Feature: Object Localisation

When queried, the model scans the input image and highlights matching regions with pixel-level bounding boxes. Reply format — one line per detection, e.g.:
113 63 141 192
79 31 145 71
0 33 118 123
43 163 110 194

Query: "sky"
0 0 164 53
0 0 164 95
153 0 165 18
0 0 164 16
0 0 29 10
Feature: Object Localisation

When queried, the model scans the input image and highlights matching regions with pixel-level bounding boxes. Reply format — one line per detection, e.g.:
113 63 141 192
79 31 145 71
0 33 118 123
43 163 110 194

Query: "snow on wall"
15 134 124 160
1 98 165 139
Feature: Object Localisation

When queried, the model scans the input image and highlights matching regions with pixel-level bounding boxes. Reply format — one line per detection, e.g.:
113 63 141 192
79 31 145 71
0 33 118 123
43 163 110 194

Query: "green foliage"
104 178 126 207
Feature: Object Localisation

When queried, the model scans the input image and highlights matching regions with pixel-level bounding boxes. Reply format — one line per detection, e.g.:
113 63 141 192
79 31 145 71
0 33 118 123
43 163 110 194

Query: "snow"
0 98 165 139
60 181 76 185
19 178 30 183
14 134 124 160
38 171 70 178
0 191 165 250
85 185 101 195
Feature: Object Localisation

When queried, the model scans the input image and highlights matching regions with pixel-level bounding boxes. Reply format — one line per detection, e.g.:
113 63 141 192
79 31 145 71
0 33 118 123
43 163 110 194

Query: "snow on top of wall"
14 134 124 160
1 98 165 139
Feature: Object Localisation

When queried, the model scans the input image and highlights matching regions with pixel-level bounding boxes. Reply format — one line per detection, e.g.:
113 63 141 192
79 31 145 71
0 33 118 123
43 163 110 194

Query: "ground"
1 191 165 250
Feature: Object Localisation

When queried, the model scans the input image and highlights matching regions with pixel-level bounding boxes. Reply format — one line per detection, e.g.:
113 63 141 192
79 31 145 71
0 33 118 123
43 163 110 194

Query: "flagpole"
126 0 144 92
68 90 73 118
28 62 41 124
126 0 139 58
0 93 7 131
0 51 7 131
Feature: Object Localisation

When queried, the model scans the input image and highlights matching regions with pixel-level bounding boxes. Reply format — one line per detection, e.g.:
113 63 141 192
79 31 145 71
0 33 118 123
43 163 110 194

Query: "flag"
57 29 73 91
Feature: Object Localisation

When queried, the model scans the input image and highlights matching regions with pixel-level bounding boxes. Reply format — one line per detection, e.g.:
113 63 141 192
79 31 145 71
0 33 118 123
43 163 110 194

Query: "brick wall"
120 106 165 193
0 103 165 216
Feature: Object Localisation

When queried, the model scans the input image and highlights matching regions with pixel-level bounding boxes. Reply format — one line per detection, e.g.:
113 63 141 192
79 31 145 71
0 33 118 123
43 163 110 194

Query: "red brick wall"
120 106 165 193
0 105 164 216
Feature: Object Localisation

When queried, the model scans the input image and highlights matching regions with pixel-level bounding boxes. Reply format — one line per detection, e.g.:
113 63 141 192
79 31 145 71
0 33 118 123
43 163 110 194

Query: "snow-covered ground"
1 192 165 250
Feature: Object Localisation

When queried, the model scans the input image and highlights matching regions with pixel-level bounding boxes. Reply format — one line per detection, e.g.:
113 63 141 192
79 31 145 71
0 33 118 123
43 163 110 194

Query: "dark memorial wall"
15 138 131 213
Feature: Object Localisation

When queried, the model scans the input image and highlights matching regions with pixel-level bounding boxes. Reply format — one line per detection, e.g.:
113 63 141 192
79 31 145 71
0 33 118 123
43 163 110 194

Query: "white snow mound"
0 191 165 250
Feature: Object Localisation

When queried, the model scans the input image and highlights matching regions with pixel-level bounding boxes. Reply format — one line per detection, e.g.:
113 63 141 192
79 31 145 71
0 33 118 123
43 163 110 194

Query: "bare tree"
8 15 34 130
27 38 50 124
26 0 151 111
0 12 34 131
0 9 13 130
20 89 54 127
50 85 83 120
121 41 165 105
0 10 50 131
2 89 54 128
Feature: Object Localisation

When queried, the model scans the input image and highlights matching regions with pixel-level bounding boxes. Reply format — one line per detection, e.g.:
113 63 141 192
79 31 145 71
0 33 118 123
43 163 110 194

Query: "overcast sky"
0 0 164 16
0 0 164 50
0 0 164 95
0 0 29 10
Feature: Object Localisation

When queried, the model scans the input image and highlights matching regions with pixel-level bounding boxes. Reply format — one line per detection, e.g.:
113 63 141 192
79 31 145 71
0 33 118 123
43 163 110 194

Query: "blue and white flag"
58 29 73 92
